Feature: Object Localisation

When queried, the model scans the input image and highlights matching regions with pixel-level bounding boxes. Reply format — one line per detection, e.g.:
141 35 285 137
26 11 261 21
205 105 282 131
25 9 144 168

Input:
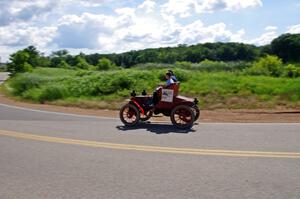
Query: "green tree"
38 55 51 67
74 55 90 69
50 50 70 67
97 58 115 70
23 46 40 67
271 33 300 62
246 55 283 77
7 50 33 74
284 64 300 78
57 60 71 69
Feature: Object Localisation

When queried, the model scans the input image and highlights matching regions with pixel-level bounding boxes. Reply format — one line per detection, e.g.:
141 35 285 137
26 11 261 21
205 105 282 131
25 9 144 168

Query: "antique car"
119 83 199 129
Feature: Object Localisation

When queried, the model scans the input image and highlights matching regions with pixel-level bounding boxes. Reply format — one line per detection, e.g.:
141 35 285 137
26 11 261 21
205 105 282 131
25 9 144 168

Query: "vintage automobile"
119 83 200 129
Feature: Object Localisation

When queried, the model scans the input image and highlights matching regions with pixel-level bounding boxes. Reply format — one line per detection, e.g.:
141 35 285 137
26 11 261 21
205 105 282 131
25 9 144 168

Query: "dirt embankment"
0 93 299 123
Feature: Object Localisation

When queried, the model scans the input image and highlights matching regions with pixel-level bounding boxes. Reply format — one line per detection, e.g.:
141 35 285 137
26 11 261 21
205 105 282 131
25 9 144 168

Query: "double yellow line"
1 129 300 159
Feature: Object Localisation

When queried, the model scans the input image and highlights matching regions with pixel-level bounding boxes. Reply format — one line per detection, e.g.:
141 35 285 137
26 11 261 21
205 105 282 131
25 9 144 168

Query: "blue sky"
0 0 299 62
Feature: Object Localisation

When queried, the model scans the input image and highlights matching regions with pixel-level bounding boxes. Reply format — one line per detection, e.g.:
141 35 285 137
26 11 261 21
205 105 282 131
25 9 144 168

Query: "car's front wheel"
119 103 140 126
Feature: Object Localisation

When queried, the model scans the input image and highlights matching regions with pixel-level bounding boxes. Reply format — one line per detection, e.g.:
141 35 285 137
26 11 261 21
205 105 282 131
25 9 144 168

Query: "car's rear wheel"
120 103 140 126
170 105 195 129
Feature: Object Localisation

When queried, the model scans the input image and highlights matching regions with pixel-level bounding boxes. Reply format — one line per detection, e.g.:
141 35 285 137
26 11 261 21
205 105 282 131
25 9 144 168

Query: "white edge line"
0 103 299 125
0 103 118 120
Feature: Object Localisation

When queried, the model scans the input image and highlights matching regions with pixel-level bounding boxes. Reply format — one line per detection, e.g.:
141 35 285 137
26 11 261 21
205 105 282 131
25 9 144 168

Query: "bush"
9 73 46 95
57 60 72 69
22 85 68 102
74 56 90 70
39 85 68 102
284 64 300 78
246 55 283 77
133 63 173 70
175 60 251 72
198 59 230 72
175 61 192 70
97 58 115 70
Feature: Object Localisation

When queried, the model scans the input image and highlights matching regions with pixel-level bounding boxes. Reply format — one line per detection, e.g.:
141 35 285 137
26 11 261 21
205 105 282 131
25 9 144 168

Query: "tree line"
6 33 300 74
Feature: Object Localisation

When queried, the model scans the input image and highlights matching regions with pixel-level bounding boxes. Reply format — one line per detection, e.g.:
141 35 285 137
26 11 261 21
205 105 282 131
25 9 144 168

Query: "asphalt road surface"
0 72 9 84
0 103 300 199
0 73 300 199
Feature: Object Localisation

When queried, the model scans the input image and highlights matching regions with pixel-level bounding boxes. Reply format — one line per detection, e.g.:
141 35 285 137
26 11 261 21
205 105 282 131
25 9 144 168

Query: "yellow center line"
1 129 300 158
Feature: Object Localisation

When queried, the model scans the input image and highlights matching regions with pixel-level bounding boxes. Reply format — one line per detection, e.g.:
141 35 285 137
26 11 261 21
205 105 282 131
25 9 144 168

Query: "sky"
0 0 300 62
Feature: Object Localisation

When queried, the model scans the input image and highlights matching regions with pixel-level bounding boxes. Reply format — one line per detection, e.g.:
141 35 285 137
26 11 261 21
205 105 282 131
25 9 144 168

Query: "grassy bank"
2 67 300 109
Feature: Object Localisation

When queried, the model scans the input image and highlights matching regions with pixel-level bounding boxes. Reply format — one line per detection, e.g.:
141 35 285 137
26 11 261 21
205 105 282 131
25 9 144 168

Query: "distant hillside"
5 33 300 71
84 33 299 67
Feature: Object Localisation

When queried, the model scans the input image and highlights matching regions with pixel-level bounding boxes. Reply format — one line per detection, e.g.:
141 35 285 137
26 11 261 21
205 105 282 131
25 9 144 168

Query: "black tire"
192 105 200 121
170 105 195 129
140 110 153 121
119 103 140 126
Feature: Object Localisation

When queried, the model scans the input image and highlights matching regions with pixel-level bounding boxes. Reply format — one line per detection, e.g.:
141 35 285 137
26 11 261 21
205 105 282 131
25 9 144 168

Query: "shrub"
133 63 173 70
175 61 192 70
9 73 46 95
284 64 300 78
22 85 68 102
22 88 43 102
97 58 114 70
246 55 284 77
57 60 72 69
74 56 90 70
39 85 68 102
198 59 230 72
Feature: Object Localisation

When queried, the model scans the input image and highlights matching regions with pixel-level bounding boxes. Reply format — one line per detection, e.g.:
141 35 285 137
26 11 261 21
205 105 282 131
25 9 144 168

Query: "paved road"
0 103 300 199
0 72 10 83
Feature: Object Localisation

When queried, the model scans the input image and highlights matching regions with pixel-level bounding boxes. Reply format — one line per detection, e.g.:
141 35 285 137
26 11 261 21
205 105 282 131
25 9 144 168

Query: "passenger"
168 69 178 82
165 71 175 87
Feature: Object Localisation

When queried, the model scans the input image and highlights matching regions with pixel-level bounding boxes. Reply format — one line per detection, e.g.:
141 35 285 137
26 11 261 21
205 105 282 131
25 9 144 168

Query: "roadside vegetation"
2 67 300 109
1 33 300 109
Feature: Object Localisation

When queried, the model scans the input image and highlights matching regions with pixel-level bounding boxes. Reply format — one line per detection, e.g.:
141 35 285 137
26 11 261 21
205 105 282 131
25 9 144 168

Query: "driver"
150 71 174 107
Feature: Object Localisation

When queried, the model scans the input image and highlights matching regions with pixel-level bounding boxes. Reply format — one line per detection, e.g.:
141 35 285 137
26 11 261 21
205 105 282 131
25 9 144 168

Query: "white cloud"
0 23 56 47
265 26 277 31
53 13 121 49
161 0 263 17
179 21 245 43
0 0 58 26
223 0 262 10
0 46 21 62
247 31 278 46
138 0 156 13
161 0 196 18
286 24 300 34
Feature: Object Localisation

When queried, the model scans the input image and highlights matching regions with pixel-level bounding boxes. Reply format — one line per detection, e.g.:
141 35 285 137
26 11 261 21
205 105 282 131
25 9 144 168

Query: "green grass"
3 67 300 109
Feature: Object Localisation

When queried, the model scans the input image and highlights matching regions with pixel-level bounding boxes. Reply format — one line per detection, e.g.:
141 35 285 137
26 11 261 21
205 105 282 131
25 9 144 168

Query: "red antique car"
119 83 199 129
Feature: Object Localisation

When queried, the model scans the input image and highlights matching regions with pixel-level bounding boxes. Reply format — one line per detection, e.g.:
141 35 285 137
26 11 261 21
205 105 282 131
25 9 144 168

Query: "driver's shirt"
166 78 175 86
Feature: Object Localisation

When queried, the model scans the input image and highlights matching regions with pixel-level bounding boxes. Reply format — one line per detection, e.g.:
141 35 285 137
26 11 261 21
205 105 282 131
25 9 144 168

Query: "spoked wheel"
170 105 195 129
119 104 140 126
140 110 153 121
191 105 200 121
